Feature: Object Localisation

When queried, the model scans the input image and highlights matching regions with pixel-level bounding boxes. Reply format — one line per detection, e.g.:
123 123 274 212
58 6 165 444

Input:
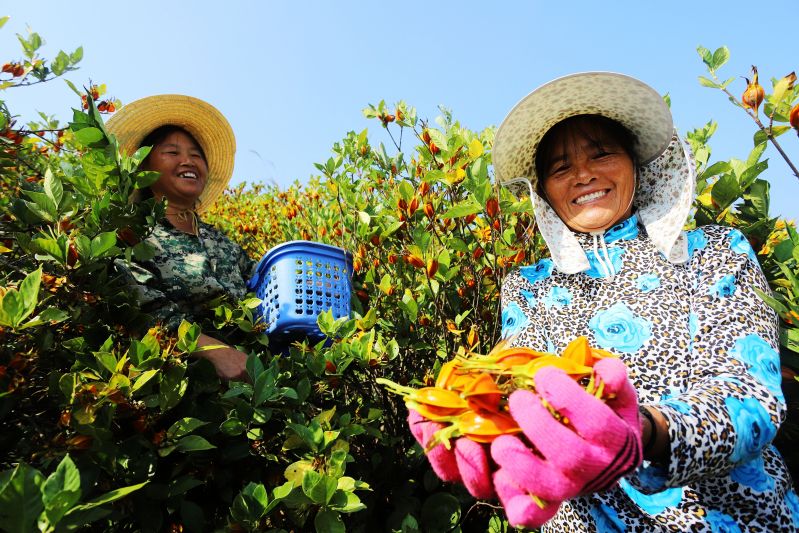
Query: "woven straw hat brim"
105 94 236 212
493 72 673 187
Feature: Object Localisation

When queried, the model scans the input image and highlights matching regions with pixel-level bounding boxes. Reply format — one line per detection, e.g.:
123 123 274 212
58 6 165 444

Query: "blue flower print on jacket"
705 510 742 532
589 503 626 532
637 463 668 491
605 215 640 243
688 313 698 339
660 389 692 415
729 333 784 401
636 273 661 293
686 228 708 259
501 302 528 338
730 456 775 492
724 396 776 463
785 490 799 527
709 274 737 298
585 246 625 278
520 289 536 307
543 286 572 309
728 229 759 264
589 302 652 353
619 478 683 515
520 258 554 284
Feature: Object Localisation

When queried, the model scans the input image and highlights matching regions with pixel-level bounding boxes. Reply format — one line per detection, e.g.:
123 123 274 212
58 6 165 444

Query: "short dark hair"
534 114 636 197
139 125 207 165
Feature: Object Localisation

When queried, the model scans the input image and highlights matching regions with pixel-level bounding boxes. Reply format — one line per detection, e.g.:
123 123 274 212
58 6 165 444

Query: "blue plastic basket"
247 241 353 345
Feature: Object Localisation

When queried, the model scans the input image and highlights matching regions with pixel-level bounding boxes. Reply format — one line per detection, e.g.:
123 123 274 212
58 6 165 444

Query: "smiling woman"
483 72 798 531
108 95 255 382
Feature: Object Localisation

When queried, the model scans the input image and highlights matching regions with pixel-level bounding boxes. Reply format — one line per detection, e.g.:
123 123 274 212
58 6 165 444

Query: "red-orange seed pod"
429 142 440 155
465 213 478 224
419 315 431 327
370 235 380 246
493 219 501 231
473 247 484 260
513 249 525 264
353 258 363 273
66 243 79 267
790 103 799 132
426 259 439 278
742 66 765 113
422 130 431 144
388 253 398 264
408 195 420 214
423 202 435 220
467 327 478 347
485 197 499 218
406 254 425 269
397 198 408 211
418 181 430 196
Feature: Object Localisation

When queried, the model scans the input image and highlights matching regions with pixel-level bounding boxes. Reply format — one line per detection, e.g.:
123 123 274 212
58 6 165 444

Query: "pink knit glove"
407 409 494 498
490 357 642 529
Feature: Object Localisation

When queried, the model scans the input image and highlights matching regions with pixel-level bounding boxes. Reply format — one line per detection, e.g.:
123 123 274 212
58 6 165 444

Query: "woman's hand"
407 409 495 499
196 333 250 382
490 358 643 529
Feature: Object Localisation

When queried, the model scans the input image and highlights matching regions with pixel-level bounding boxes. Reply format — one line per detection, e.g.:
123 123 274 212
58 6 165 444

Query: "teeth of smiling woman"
574 190 607 205
179 172 197 179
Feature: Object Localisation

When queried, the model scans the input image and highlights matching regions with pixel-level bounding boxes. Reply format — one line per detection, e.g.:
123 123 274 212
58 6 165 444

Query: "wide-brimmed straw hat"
106 94 236 212
493 72 673 187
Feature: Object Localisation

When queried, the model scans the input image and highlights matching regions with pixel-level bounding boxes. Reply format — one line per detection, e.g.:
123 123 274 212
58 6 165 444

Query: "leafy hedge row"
1 21 798 532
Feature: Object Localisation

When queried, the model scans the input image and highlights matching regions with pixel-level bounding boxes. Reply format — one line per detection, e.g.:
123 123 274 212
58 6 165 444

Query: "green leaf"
711 46 729 70
698 76 718 88
0 16 9 29
43 170 64 208
699 161 731 180
42 455 81 527
302 470 338 505
90 231 118 258
31 236 67 263
23 191 58 221
711 173 741 209
167 417 207 439
754 126 791 146
230 482 268 524
696 45 712 67
65 481 147 513
421 492 461 531
19 306 69 330
73 127 104 147
740 160 768 189
130 369 159 394
134 170 160 189
0 463 44 533
315 509 345 533
442 198 482 219
175 435 216 453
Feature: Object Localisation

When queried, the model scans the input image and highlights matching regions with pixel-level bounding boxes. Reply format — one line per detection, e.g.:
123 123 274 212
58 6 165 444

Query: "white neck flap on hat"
532 132 695 274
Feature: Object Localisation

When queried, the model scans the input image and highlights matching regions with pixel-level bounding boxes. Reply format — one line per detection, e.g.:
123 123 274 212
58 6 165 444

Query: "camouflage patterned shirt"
116 219 255 331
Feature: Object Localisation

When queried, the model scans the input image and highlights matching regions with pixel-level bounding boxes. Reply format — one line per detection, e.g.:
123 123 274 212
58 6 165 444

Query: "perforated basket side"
249 241 353 340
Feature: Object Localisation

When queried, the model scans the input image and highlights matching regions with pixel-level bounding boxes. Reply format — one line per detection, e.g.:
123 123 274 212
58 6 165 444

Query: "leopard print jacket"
501 215 798 532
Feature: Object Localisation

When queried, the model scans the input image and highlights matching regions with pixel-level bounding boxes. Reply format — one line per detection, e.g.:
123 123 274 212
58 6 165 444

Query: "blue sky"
4 1 798 219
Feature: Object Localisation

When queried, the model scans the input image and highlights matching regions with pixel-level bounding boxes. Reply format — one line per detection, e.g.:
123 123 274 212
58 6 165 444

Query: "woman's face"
540 118 635 234
143 130 208 207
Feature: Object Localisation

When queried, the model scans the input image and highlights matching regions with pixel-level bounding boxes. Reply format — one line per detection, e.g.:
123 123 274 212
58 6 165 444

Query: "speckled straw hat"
492 72 673 187
105 94 236 212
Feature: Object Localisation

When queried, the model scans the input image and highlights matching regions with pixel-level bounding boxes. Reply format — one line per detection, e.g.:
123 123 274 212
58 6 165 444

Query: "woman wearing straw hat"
410 73 798 530
109 95 254 381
